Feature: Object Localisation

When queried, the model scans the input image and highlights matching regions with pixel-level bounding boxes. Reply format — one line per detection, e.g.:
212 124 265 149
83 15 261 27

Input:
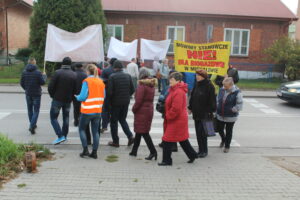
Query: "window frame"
107 24 124 41
166 26 186 54
224 28 251 56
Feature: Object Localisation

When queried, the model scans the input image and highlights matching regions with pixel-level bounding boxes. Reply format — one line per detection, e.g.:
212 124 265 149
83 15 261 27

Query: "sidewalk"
0 85 277 98
1 146 300 200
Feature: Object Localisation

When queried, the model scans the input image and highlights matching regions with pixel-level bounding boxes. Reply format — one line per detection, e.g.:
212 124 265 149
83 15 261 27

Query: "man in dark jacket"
100 58 117 133
48 57 77 145
107 60 135 147
72 63 87 126
20 58 47 134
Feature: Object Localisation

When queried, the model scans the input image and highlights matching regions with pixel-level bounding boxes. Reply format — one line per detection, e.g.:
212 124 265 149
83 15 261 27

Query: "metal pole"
5 6 9 65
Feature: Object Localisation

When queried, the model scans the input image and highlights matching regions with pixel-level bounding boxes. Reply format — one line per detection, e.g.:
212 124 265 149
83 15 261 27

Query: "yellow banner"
174 41 231 76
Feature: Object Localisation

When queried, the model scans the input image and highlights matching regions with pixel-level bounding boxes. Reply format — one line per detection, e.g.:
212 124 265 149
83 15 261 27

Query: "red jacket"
132 79 155 134
162 82 189 142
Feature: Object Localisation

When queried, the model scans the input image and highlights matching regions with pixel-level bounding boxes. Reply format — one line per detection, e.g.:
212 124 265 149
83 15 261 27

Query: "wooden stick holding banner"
43 61 46 74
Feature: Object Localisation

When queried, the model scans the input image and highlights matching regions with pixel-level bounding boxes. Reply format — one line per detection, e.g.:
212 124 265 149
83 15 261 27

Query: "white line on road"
0 112 11 120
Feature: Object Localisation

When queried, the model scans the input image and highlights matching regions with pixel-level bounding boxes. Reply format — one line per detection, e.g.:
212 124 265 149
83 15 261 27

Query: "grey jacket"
217 85 243 122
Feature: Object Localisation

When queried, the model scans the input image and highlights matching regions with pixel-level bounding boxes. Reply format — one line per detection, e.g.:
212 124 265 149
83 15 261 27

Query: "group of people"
20 56 243 166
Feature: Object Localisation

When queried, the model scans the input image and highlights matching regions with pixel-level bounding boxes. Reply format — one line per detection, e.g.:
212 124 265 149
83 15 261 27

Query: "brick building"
102 0 297 78
0 0 33 61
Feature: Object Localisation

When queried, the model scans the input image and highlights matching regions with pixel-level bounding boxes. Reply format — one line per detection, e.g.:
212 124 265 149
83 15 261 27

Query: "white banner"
107 37 138 62
140 39 171 60
44 24 104 62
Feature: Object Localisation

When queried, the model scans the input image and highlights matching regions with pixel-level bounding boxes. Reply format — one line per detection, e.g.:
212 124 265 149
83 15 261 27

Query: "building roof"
102 0 297 21
21 0 33 7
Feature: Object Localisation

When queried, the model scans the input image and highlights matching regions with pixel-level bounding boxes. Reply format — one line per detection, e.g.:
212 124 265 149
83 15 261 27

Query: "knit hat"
62 57 72 65
196 69 208 79
109 58 117 66
113 60 123 69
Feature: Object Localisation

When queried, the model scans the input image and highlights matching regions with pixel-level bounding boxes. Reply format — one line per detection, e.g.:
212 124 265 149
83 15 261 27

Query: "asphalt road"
0 93 299 149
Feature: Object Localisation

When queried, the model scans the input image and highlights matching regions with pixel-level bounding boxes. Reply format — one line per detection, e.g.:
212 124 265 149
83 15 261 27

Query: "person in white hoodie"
126 58 139 91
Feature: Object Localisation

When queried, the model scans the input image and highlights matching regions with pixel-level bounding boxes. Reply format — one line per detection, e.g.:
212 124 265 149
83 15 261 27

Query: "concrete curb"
0 91 277 98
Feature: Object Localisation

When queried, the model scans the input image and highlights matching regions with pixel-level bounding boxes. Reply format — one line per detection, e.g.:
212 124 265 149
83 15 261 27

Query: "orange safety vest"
81 77 105 114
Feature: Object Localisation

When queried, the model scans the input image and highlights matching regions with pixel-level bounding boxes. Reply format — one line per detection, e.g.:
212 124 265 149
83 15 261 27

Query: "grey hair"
223 77 234 86
139 67 150 80
162 58 168 63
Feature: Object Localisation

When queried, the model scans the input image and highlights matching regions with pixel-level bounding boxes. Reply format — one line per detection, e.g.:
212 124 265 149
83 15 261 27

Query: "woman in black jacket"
188 69 216 158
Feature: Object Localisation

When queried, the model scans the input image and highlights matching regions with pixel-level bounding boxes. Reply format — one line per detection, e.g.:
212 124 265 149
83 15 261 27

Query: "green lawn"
237 79 282 90
0 63 24 79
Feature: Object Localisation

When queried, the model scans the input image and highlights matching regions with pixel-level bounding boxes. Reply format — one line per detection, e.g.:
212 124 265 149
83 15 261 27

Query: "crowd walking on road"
20 56 243 166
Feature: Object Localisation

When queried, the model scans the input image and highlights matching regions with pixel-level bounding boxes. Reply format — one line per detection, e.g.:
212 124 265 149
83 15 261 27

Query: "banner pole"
43 61 46 73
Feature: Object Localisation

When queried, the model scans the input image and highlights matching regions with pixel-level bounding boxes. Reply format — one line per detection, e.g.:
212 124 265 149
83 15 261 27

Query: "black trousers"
217 120 235 148
110 104 133 144
131 133 157 154
194 120 208 154
73 99 81 124
162 140 197 164
73 99 91 143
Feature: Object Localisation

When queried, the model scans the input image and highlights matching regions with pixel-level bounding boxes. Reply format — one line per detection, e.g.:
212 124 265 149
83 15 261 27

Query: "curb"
0 91 277 98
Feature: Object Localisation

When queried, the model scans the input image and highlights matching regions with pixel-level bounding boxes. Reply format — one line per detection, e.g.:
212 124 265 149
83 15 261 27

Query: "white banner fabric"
44 24 104 62
140 39 171 60
107 37 138 62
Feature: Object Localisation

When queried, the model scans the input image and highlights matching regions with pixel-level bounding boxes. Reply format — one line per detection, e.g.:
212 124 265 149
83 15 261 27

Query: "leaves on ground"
105 155 119 163
17 183 26 188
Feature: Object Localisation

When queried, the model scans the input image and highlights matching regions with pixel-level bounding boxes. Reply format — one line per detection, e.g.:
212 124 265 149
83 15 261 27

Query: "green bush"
15 48 33 64
0 135 24 166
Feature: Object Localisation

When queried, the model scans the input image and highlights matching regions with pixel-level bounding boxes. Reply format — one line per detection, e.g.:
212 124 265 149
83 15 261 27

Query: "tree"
264 37 300 80
29 0 107 72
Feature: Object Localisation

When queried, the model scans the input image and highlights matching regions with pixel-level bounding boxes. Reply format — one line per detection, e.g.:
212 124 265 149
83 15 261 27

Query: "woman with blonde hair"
75 64 105 159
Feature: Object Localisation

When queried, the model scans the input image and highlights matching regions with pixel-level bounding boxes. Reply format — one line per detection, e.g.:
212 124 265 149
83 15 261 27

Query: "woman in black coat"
188 69 216 158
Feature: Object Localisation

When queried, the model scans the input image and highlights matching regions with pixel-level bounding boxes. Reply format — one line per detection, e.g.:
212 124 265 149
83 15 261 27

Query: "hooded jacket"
48 65 77 103
162 82 190 142
132 78 156 133
20 64 47 97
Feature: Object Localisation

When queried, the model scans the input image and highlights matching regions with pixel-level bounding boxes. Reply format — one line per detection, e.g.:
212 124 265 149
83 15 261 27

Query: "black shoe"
198 152 208 158
145 153 157 161
158 162 172 166
80 147 90 158
128 137 135 146
29 127 35 135
220 141 225 148
74 121 79 127
129 151 137 157
100 128 107 133
187 157 196 163
89 150 98 159
108 141 120 147
158 142 163 148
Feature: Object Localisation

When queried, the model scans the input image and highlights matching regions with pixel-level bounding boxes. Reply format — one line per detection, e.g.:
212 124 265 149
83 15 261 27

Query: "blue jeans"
50 100 71 138
79 114 101 150
110 104 133 144
161 79 168 94
26 95 41 129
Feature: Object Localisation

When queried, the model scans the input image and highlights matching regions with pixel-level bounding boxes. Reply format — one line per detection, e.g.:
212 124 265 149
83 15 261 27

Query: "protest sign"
174 41 231 75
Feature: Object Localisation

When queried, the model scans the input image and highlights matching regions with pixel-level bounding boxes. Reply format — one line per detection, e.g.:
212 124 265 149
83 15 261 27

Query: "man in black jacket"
20 58 47 134
100 58 117 133
107 60 135 147
48 57 77 145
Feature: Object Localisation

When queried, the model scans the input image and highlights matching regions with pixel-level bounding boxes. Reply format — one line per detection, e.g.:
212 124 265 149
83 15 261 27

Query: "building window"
105 24 124 53
167 26 185 53
207 25 214 43
224 28 250 56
